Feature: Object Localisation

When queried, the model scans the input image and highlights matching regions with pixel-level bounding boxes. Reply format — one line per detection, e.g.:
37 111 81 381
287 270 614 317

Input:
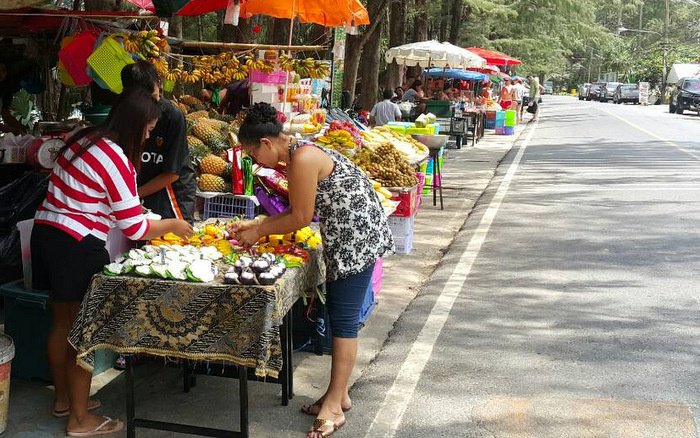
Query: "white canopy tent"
667 63 700 84
385 40 486 69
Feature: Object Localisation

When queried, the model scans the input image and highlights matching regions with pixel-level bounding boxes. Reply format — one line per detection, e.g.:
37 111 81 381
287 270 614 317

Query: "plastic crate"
0 281 115 381
393 232 414 254
202 194 257 220
387 214 414 238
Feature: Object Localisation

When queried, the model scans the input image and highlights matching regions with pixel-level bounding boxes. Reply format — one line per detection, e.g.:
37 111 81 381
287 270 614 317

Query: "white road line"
596 106 700 161
364 120 539 438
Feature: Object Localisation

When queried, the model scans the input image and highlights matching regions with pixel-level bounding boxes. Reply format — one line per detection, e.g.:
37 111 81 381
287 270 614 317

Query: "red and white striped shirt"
35 137 150 242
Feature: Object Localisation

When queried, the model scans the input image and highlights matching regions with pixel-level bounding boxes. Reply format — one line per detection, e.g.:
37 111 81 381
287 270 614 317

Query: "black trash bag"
0 229 22 284
527 99 538 114
0 172 48 232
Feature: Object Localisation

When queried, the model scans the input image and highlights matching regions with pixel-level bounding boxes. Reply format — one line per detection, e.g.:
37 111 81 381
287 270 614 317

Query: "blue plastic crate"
202 194 257 220
0 280 115 381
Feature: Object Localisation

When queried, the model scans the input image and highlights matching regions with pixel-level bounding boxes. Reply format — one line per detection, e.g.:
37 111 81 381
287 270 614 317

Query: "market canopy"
385 40 486 68
424 68 487 81
466 47 522 66
177 0 369 26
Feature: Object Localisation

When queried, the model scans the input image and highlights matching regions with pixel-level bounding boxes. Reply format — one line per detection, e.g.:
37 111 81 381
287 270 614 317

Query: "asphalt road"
343 96 700 438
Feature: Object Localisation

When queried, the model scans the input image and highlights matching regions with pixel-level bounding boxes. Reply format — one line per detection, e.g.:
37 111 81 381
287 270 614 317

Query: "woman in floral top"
230 103 393 437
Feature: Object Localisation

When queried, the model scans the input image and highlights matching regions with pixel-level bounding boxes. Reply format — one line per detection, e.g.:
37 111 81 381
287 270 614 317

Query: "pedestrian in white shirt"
513 78 527 124
370 89 402 126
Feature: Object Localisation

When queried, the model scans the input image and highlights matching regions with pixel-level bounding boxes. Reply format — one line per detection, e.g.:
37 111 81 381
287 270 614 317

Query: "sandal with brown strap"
301 400 351 416
306 417 346 438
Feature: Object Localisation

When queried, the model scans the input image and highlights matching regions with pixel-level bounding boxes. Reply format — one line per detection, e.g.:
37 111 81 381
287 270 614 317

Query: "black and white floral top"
291 141 394 281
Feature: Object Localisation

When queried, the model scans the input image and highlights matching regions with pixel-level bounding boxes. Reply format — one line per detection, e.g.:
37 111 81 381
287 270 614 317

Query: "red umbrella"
466 47 522 66
125 0 155 12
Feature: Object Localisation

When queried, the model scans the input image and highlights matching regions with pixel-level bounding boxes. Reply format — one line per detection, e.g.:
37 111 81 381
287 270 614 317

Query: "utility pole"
662 0 669 103
588 47 593 83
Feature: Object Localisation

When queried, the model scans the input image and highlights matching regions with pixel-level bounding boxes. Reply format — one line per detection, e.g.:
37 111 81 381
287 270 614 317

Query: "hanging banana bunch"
278 54 296 72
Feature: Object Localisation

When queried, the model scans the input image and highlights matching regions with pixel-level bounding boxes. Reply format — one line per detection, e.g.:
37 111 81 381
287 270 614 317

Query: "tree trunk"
341 0 390 100
270 18 293 45
409 0 428 78
170 15 183 39
385 0 406 91
358 19 384 110
85 0 117 10
222 17 255 43
448 0 463 44
439 0 449 42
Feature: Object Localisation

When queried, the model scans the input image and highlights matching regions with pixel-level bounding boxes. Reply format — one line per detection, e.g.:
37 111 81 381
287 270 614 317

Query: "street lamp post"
618 26 667 102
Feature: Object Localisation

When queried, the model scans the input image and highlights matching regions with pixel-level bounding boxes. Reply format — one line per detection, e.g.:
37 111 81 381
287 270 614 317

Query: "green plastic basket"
87 37 134 94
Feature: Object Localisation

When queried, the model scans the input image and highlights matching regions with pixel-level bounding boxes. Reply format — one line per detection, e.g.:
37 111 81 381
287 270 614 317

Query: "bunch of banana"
278 54 296 72
309 61 331 79
293 58 315 78
164 67 182 82
179 68 202 84
150 57 168 77
137 29 163 58
244 55 266 72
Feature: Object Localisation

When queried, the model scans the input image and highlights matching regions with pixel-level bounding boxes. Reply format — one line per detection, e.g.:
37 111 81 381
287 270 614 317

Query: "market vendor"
229 103 394 438
31 89 193 437
121 61 196 222
219 78 250 116
499 78 515 109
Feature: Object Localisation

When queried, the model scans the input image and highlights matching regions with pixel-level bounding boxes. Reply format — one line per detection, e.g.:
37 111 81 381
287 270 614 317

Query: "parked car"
669 77 700 115
544 82 554 95
578 83 591 100
613 84 639 104
599 82 622 102
587 82 605 101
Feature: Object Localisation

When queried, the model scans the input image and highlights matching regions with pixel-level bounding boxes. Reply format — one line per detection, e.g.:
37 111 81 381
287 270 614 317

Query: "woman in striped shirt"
31 89 192 437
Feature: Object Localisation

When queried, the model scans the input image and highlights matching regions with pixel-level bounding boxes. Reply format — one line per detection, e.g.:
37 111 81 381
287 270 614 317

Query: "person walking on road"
513 78 527 124
229 103 394 438
527 74 541 121
370 89 402 126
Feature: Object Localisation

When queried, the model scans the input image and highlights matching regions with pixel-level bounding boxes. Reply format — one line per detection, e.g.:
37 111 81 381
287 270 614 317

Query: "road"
343 96 700 437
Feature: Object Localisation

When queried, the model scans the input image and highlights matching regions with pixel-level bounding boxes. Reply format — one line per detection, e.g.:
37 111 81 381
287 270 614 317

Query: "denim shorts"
325 262 375 339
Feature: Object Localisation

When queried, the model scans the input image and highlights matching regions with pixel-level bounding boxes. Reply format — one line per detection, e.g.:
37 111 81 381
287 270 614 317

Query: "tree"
385 0 407 91
342 0 390 101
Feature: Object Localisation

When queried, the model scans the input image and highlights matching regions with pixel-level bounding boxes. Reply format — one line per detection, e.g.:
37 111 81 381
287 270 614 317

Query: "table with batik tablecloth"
69 252 324 438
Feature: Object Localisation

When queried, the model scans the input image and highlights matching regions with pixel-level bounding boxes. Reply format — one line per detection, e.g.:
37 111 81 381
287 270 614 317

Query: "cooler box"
425 100 452 118
0 281 115 381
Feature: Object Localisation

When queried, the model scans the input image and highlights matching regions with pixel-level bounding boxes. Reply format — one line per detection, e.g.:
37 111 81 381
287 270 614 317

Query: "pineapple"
193 121 226 148
186 110 209 121
180 95 204 107
198 174 226 192
186 118 196 135
188 143 210 168
174 101 190 114
199 154 227 176
187 135 205 148
223 162 232 177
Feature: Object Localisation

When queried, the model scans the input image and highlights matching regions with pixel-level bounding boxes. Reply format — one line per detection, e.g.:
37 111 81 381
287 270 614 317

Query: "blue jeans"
325 262 375 338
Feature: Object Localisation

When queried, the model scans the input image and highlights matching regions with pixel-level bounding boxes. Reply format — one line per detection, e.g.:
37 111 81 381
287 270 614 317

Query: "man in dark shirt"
121 61 196 222
219 79 250 116
0 62 26 135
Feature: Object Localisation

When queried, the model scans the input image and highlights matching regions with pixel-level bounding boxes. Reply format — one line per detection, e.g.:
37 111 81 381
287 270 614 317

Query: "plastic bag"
527 99 538 114
0 172 48 231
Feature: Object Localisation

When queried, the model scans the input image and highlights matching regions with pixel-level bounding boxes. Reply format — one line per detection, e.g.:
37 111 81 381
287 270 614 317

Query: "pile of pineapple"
178 95 240 193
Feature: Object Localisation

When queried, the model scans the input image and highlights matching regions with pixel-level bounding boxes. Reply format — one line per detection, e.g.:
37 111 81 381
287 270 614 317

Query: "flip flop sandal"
52 399 102 417
300 401 351 416
66 417 123 437
307 418 346 438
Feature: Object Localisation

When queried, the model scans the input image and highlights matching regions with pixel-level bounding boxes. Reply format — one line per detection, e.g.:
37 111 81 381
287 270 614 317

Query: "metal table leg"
125 356 136 438
435 150 444 210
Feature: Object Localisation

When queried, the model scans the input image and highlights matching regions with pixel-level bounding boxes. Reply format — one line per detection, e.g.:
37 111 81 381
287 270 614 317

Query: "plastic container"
393 232 413 254
202 194 257 220
495 110 505 120
0 281 115 381
485 110 497 120
58 32 97 87
0 334 14 434
505 118 516 127
495 126 505 135
389 186 419 218
406 126 434 136
504 126 515 135
485 120 496 130
505 109 517 121
386 125 407 134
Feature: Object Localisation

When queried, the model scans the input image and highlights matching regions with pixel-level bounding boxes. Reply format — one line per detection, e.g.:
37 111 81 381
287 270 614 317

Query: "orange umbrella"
241 0 368 26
